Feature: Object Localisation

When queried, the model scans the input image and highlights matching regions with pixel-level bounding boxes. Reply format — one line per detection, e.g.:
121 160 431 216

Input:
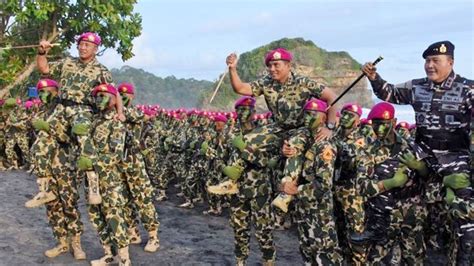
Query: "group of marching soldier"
0 32 472 266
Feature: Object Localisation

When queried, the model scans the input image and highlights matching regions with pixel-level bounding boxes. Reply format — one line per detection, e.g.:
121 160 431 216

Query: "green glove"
382 166 408 190
189 140 197 150
4 98 16 108
444 187 455 204
200 141 209 155
232 134 246 152
32 119 50 132
141 148 150 156
72 123 90 136
399 151 424 171
443 173 470 189
77 156 93 171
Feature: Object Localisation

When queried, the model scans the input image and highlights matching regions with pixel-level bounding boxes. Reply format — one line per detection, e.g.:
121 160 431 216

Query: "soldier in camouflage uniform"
362 41 473 265
359 118 377 145
201 114 229 215
117 83 161 253
219 96 276 265
332 103 369 265
356 102 428 264
281 98 342 265
395 121 411 140
37 33 124 202
4 98 31 169
26 79 86 260
87 84 131 266
211 48 338 213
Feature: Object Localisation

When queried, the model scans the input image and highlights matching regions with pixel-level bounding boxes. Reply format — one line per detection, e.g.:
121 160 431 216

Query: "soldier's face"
424 55 453 83
372 119 393 139
267 60 291 83
340 110 359 129
38 87 57 104
77 41 98 61
95 92 112 111
236 106 253 123
361 124 375 138
215 121 225 131
121 93 133 106
303 110 326 130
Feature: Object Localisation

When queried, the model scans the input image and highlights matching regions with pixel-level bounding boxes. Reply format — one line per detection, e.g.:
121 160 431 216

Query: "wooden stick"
209 69 228 104
0 43 60 51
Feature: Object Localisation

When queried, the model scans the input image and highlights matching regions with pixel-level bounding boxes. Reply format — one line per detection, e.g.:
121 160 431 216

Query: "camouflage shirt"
250 72 324 128
91 110 126 165
49 56 113 105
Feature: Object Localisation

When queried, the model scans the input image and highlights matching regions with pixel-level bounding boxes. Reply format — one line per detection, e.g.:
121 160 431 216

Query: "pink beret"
92 84 117 97
77 32 101 46
234 96 256 109
367 102 395 120
117 83 135 95
341 102 362 117
303 98 327 113
214 114 227 123
360 118 372 125
265 48 293 66
24 100 34 109
396 121 410 130
36 79 59 90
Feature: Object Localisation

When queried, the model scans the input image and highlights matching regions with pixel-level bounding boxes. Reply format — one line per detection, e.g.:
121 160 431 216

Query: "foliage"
0 0 142 96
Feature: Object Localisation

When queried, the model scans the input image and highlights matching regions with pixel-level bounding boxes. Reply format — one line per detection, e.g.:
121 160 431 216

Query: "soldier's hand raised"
38 40 52 55
226 53 238 69
362 62 377 81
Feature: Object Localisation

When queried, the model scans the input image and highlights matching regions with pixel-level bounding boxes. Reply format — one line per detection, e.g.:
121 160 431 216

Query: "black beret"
422 41 454 59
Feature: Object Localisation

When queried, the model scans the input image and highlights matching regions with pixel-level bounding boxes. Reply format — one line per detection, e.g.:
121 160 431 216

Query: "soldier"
117 82 161 253
87 84 131 266
210 48 338 214
26 79 86 260
332 103 369 265
356 102 428 264
281 98 342 265
37 32 124 203
4 97 30 169
362 41 473 265
395 121 411 140
215 96 276 265
201 114 229 215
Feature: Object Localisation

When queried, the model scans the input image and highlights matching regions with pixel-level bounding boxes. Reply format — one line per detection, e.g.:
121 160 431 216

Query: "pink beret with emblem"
303 98 327 113
367 102 395 120
77 32 101 46
341 102 362 117
117 83 135 95
24 100 34 109
360 118 372 125
36 79 59 90
234 96 256 109
396 121 410 130
92 84 117 97
265 48 293 66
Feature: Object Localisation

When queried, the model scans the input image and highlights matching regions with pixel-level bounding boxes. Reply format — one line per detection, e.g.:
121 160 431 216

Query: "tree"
0 0 142 98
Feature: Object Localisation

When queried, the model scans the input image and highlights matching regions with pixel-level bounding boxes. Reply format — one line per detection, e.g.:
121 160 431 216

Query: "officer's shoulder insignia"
440 44 447 53
321 145 334 162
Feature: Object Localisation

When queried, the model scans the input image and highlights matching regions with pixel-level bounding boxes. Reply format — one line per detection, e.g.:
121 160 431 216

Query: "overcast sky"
79 0 474 84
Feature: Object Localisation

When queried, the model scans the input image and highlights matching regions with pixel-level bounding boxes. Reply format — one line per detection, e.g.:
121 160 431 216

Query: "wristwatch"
326 122 336 130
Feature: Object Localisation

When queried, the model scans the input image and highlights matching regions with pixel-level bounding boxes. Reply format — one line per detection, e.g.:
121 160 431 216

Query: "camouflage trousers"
143 148 159 183
31 134 83 239
295 193 343 265
87 161 129 249
230 194 275 261
368 196 427 265
446 195 474 266
121 154 160 233
334 184 367 265
183 156 207 202
154 151 179 191
229 123 308 182
5 131 30 166
424 201 450 252
206 164 226 210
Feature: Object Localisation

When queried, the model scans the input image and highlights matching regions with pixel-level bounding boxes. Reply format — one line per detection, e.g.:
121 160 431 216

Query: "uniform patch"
321 146 334 162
